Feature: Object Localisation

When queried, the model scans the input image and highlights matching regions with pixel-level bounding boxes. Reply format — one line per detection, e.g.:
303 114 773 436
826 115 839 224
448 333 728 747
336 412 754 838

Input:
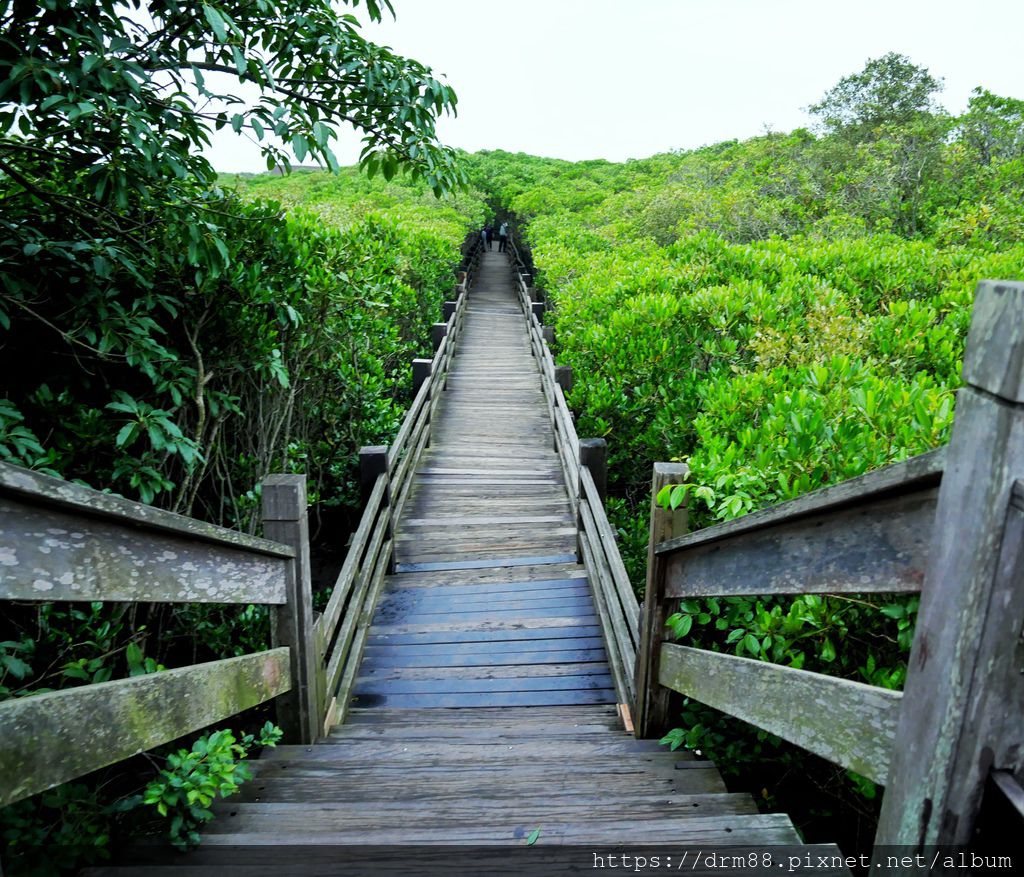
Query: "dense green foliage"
465 57 1024 841
1 2 484 870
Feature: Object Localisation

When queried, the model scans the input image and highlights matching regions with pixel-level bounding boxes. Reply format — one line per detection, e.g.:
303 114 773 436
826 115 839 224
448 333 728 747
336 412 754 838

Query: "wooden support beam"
531 301 546 323
442 301 457 322
659 644 900 785
263 475 320 744
412 358 432 395
633 462 688 738
578 439 607 504
554 366 574 394
0 649 290 807
877 280 1024 849
542 326 555 347
430 322 448 350
359 445 394 571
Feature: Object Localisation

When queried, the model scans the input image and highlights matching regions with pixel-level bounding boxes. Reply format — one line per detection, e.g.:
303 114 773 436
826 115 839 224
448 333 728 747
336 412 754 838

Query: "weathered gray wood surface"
0 461 292 556
0 648 290 807
663 487 938 598
263 475 320 744
634 461 688 738
656 447 944 557
0 494 288 604
877 279 1024 849
356 252 613 710
659 643 901 785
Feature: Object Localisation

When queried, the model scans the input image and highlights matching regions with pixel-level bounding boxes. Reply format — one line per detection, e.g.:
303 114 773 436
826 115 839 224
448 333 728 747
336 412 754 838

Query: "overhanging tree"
0 0 471 510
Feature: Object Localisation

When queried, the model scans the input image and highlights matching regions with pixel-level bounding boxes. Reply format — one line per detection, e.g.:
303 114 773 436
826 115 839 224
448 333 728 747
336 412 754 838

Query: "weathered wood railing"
506 242 641 711
634 279 1024 851
0 465 301 807
317 243 478 728
0 242 481 808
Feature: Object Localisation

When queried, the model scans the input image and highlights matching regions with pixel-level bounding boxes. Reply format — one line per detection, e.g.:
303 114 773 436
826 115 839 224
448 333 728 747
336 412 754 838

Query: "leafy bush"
464 71 1024 846
139 722 283 849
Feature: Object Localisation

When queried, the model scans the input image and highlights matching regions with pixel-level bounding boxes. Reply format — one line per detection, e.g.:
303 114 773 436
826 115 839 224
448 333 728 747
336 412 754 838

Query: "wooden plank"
382 563 586 588
580 467 640 633
369 614 597 636
379 577 590 599
374 589 593 616
194 813 801 846
354 673 614 696
395 553 576 572
0 649 290 806
659 643 900 785
333 538 392 726
322 509 390 699
372 604 598 626
359 648 609 669
386 378 430 472
657 447 945 556
0 461 292 558
350 688 616 708
578 507 633 703
664 487 939 598
367 625 604 646
357 662 611 682
317 476 387 648
0 496 287 604
877 282 1024 846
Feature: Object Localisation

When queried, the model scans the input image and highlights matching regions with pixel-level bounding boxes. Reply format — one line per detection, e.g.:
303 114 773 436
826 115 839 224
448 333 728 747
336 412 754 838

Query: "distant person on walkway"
480 226 489 251
484 224 494 250
498 221 509 253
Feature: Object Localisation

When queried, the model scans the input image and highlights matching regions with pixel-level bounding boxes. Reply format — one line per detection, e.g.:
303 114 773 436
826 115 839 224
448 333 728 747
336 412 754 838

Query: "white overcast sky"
206 0 1024 172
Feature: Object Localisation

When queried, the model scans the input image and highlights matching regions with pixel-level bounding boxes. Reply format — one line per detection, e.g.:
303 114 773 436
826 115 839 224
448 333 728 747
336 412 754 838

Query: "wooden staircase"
81 251 820 873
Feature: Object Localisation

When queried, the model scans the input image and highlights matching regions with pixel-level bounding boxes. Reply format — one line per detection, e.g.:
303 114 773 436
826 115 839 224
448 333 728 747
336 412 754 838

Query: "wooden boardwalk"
85 251 814 872
353 251 614 709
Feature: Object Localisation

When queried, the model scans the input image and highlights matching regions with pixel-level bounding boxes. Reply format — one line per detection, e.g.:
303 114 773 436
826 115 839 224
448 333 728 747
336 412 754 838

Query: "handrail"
314 237 480 731
0 463 308 807
0 233 485 806
505 247 640 717
635 279 1024 851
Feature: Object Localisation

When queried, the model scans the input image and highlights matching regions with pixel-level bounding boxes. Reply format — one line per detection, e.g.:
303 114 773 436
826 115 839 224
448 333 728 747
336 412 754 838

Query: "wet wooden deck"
351 250 615 709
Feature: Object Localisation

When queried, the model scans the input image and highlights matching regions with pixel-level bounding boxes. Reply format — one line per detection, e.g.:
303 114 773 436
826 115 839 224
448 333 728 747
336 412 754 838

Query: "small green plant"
140 722 283 849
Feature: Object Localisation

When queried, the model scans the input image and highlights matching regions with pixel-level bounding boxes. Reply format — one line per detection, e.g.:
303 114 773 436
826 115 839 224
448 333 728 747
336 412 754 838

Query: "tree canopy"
0 0 465 200
808 51 944 140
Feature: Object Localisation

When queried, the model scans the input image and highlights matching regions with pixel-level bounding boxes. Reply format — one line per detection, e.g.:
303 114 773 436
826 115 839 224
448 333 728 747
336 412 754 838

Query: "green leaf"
525 827 541 845
202 4 227 42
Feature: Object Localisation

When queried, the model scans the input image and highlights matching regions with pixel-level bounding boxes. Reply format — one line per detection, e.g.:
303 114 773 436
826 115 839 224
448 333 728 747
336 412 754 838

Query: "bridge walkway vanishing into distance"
9 249 1024 873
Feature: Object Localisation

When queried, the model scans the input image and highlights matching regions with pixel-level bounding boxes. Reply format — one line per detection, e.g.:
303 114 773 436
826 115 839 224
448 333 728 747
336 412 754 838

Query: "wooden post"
633 462 689 739
531 301 546 323
578 439 607 503
412 358 432 395
413 358 433 447
359 446 395 573
430 322 448 351
542 326 555 347
875 280 1024 850
529 288 542 304
442 301 457 323
555 366 573 394
358 445 388 509
262 474 320 744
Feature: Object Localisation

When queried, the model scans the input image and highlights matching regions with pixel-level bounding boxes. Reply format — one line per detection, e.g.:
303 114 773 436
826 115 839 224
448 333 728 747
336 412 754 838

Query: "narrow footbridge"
2 247 1023 871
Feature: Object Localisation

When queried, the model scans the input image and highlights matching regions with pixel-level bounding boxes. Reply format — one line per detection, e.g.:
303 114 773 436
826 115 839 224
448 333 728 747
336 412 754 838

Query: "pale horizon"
204 0 1024 173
